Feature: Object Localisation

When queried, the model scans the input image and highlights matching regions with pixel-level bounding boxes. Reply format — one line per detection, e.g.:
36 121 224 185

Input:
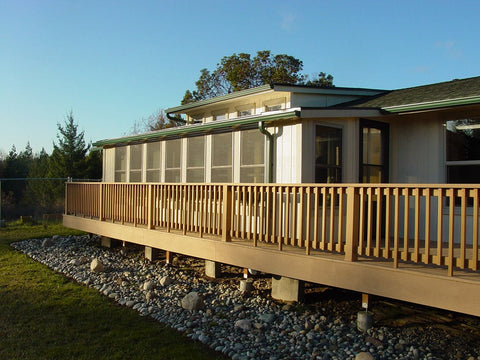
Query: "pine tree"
50 111 89 180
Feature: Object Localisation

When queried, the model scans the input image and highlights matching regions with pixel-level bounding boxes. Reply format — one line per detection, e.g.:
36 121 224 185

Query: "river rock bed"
11 235 480 360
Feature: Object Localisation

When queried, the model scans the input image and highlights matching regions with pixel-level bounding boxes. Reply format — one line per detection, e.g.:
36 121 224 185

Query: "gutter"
94 110 300 147
258 121 274 183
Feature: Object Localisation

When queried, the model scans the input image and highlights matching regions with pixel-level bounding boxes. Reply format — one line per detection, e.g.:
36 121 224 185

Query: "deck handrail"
65 182 480 276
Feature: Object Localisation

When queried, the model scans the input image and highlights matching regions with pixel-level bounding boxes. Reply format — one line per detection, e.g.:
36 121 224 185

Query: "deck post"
204 260 221 278
345 186 360 262
145 246 159 261
222 185 232 242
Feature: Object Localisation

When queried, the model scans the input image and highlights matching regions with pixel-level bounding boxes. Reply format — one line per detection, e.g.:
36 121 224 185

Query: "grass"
0 222 227 360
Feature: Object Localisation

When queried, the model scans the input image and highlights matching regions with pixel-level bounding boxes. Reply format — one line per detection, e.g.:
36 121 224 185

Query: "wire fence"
0 177 101 223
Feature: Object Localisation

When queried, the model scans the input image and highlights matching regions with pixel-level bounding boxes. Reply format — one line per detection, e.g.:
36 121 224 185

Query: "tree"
129 109 184 135
50 111 89 180
182 50 334 104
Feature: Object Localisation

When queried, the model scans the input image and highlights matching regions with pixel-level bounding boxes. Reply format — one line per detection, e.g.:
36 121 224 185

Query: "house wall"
389 114 444 183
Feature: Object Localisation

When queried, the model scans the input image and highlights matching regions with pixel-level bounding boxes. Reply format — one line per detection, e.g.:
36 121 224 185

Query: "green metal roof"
165 83 386 114
93 110 300 147
353 76 480 113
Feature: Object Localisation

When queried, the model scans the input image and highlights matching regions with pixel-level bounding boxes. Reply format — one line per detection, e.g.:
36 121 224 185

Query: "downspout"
258 121 274 183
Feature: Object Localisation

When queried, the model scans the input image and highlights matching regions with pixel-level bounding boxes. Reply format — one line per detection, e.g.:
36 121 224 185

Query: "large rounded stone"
355 352 374 360
90 258 105 273
181 292 205 311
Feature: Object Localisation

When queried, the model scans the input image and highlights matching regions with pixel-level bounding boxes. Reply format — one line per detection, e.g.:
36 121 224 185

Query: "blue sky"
1 0 479 155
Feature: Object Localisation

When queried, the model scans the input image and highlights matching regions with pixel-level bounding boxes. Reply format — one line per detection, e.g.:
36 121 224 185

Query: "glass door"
360 119 389 183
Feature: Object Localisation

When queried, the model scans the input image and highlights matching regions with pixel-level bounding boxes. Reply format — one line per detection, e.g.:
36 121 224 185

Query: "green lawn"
0 222 227 360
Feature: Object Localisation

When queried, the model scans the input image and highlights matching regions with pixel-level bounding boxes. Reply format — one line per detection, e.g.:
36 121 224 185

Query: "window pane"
146 170 160 182
211 168 232 183
187 169 204 183
212 133 232 167
362 128 381 165
147 142 160 169
447 165 480 183
130 171 141 182
165 139 181 168
446 119 480 161
315 126 342 183
130 144 142 170
240 167 264 183
241 130 264 166
187 137 204 167
115 171 126 183
165 169 180 182
115 147 127 171
362 166 381 183
213 113 226 121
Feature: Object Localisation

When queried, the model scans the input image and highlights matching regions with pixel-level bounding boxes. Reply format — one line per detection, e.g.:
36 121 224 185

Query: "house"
64 76 480 316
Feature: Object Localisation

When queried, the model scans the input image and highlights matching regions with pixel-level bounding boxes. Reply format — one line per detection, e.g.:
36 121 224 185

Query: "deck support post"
100 236 121 248
145 246 159 261
345 187 360 261
271 276 305 302
165 251 174 265
205 260 221 278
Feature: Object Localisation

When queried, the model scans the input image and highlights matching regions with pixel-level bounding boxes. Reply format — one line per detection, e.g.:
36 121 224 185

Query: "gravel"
11 235 480 360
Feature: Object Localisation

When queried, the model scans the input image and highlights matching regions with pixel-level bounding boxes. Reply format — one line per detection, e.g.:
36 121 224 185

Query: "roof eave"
382 95 480 113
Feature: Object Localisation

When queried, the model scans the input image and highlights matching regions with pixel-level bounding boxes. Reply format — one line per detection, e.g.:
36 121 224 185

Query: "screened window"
446 119 480 183
265 104 282 112
146 142 161 182
238 109 252 117
114 147 127 182
212 133 232 182
240 129 265 183
165 139 181 182
186 136 205 182
213 112 227 121
129 144 143 182
315 126 342 183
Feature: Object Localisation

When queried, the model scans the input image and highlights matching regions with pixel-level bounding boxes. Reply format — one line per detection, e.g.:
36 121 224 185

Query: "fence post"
222 185 232 242
345 186 360 261
64 182 68 215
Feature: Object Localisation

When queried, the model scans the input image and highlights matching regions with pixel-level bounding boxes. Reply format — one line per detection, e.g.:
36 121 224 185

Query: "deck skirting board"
63 215 480 317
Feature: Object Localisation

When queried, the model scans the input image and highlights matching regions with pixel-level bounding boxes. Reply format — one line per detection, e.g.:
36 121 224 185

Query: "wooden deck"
64 182 480 316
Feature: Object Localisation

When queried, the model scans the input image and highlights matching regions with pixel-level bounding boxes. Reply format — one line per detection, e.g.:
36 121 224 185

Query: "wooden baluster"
447 189 455 276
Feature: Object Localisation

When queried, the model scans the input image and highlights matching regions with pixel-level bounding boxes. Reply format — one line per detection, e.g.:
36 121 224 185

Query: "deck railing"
65 182 480 276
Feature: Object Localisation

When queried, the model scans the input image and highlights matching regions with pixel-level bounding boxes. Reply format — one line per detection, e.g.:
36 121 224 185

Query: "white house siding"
273 123 302 183
389 114 444 183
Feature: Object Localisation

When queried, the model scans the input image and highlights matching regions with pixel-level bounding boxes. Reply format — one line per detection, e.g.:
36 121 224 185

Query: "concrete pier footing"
271 276 305 302
205 260 221 278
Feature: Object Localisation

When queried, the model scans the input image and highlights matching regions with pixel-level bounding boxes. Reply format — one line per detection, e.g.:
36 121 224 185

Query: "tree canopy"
182 50 333 104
